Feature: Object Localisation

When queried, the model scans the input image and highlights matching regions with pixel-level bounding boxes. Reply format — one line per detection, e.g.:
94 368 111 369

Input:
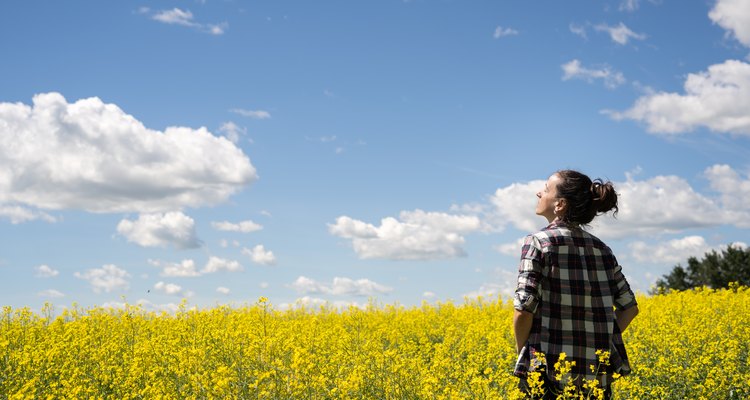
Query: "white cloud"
423 291 436 299
493 26 519 39
306 135 337 143
464 269 518 300
230 108 271 119
211 219 263 233
629 236 712 265
260 282 269 289
216 286 231 295
629 236 748 266
0 206 57 224
619 0 640 12
150 8 226 35
74 264 130 293
207 23 228 36
202 256 243 273
37 289 65 298
218 122 247 144
704 164 750 223
487 180 545 234
329 210 481 260
149 259 201 277
154 281 184 296
495 237 526 257
709 0 750 48
101 299 181 313
607 60 750 135
35 264 59 278
588 174 728 238
562 59 626 89
153 8 196 26
0 93 256 214
242 245 277 265
117 212 201 249
289 276 393 297
594 22 647 45
569 23 587 40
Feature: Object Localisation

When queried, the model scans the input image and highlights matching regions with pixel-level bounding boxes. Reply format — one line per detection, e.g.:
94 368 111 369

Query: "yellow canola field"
2 286 749 399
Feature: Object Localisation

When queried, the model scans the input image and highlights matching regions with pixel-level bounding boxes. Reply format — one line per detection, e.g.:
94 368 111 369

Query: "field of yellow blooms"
2 286 749 399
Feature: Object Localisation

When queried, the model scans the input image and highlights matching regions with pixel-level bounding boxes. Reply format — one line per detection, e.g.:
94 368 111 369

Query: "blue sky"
1 0 749 312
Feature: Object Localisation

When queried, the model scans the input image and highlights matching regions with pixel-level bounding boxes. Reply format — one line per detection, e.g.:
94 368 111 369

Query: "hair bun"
590 179 618 214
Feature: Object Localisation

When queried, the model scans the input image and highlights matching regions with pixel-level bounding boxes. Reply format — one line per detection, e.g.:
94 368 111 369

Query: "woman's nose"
536 192 541 198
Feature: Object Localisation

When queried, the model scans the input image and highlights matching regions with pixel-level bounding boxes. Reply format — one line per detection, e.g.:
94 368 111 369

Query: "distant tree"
652 244 750 294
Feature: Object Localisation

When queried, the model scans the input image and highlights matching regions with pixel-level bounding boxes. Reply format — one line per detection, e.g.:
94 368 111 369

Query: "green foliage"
653 244 750 293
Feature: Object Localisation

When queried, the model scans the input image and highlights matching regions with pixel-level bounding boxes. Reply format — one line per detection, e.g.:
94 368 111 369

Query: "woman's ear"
554 198 567 215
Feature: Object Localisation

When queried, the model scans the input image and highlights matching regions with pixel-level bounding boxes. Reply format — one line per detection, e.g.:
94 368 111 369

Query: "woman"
513 170 639 398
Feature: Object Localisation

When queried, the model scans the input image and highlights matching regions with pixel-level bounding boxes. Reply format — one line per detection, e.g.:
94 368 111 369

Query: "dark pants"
518 374 613 399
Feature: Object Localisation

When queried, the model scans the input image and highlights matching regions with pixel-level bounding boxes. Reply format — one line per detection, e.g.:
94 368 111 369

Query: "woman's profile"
513 169 639 399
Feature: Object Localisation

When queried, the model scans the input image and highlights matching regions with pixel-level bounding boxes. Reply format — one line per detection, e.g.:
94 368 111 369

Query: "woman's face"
536 174 563 223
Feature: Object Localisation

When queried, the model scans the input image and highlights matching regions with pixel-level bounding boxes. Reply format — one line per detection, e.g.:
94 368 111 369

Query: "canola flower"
1 286 749 399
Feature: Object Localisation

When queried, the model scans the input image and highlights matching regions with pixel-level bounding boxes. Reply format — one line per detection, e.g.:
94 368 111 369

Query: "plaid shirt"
513 220 637 389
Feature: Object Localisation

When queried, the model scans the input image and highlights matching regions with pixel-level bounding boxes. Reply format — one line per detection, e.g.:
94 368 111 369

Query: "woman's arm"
513 309 534 353
615 305 639 332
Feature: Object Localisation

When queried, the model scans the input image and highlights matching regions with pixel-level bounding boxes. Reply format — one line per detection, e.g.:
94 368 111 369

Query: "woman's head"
535 170 618 225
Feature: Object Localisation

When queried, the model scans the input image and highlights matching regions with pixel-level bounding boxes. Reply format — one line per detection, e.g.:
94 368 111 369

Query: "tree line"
651 244 750 294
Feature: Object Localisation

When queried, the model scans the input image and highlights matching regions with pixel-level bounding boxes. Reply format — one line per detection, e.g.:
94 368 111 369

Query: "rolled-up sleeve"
514 234 544 314
612 262 637 310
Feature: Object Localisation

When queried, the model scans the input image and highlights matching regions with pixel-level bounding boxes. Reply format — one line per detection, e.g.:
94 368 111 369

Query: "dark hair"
555 169 618 225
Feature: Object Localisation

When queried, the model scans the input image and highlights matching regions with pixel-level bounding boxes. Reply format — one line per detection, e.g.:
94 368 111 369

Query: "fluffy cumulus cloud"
704 164 750 221
147 8 227 35
594 22 647 45
216 287 231 295
0 206 56 224
241 245 277 265
493 26 519 38
211 219 263 233
561 59 626 89
589 174 727 238
495 237 527 257
149 259 201 277
35 264 59 278
289 276 393 297
464 268 519 300
153 281 185 296
37 289 65 298
0 93 256 216
230 108 271 119
488 180 545 234
329 210 481 260
709 0 750 48
628 236 712 265
117 212 201 249
218 122 247 144
201 256 243 273
74 264 130 293
608 60 750 135
487 166 750 239
630 237 748 267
